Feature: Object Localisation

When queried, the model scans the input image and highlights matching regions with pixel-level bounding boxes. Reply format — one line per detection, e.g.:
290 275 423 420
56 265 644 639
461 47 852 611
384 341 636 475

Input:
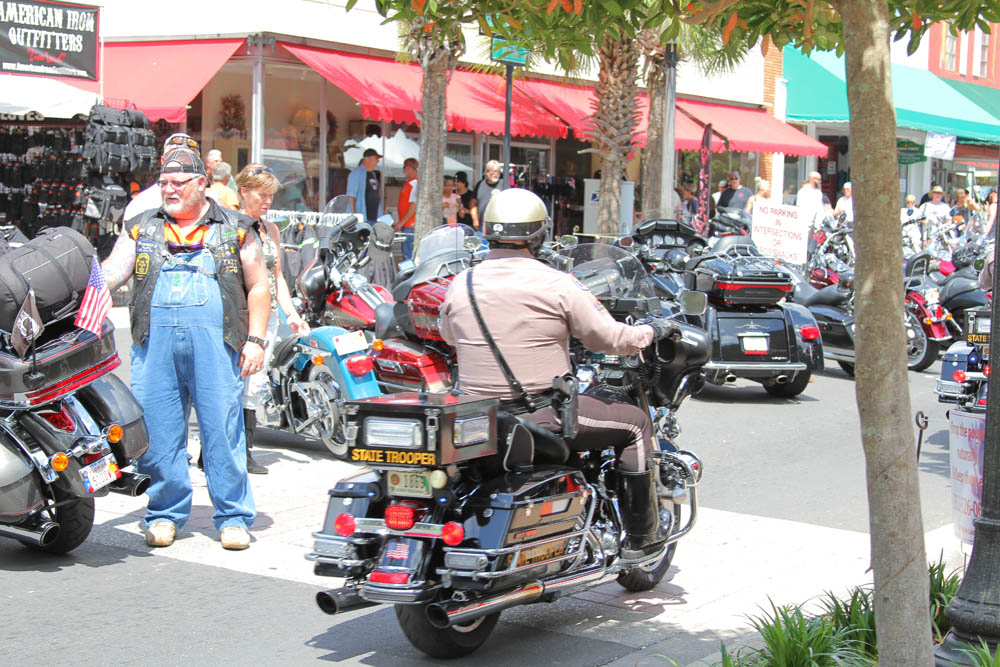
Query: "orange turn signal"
373 339 384 351
312 355 325 366
50 452 69 471
107 424 124 443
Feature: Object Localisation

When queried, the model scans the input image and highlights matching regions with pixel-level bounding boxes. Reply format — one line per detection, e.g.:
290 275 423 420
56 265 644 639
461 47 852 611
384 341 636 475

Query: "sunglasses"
249 166 274 176
164 135 199 150
157 176 199 190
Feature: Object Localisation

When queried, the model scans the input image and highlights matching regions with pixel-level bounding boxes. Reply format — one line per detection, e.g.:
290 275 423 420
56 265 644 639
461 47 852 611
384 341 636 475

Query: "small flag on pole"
74 257 111 336
11 288 43 358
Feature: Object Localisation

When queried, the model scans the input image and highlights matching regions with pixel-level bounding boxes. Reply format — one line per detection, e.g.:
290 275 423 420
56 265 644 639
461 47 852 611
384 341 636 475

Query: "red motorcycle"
371 224 481 392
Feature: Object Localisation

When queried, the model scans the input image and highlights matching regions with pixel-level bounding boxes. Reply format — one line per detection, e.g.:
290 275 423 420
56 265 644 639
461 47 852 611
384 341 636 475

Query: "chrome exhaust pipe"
775 375 789 384
0 521 59 547
316 587 378 615
724 374 737 383
427 565 610 629
108 471 151 497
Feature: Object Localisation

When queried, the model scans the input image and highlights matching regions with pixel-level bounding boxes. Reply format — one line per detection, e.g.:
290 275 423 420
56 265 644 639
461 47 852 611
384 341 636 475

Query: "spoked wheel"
905 311 939 372
616 503 681 592
22 486 94 554
395 604 500 658
305 363 347 456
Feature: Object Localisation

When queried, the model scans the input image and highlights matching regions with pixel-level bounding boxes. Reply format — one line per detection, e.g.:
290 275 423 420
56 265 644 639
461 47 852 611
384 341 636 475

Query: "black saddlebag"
692 254 793 306
0 227 95 332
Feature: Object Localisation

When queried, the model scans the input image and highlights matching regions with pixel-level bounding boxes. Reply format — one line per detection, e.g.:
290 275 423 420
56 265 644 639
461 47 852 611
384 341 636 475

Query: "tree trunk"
835 0 932 663
415 42 453 243
586 33 640 236
641 65 664 218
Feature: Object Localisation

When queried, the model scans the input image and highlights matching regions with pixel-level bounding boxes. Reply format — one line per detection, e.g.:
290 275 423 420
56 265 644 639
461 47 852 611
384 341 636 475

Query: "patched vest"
129 203 250 352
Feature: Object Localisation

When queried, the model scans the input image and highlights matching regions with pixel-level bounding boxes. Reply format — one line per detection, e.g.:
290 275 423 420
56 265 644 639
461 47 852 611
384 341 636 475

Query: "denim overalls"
131 225 255 532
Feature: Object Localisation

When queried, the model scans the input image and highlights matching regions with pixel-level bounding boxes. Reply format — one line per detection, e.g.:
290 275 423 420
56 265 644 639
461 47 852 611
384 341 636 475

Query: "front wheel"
763 370 811 398
617 503 681 592
395 604 500 659
23 486 95 554
905 311 940 372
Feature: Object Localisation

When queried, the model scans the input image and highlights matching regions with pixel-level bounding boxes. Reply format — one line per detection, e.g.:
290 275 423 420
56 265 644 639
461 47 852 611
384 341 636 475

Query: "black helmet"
483 188 551 243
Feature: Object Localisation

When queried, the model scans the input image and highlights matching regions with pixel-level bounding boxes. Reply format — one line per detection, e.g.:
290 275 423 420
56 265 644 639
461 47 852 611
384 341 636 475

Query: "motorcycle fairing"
298 326 380 400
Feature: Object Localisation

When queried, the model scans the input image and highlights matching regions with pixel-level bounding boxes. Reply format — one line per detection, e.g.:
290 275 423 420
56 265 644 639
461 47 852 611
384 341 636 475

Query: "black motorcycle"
307 243 707 658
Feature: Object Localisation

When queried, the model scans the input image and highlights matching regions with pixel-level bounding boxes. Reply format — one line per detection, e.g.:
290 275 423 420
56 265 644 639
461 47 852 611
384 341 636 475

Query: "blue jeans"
131 247 255 532
400 228 415 262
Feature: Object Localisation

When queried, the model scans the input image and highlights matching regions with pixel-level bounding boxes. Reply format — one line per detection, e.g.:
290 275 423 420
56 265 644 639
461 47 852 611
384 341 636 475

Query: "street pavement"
0 309 967 666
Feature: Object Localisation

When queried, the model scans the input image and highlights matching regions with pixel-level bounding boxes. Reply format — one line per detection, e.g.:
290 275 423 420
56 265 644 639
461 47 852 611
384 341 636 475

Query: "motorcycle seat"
497 412 569 470
272 336 300 369
391 251 468 302
940 277 983 303
712 235 760 257
797 282 851 308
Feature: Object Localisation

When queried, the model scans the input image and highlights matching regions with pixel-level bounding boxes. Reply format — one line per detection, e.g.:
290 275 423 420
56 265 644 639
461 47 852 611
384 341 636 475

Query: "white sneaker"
220 525 250 550
146 521 176 547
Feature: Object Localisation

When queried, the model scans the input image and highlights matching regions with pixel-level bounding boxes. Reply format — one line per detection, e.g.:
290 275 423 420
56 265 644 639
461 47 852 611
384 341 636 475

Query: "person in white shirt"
919 185 951 224
795 171 824 227
833 182 854 224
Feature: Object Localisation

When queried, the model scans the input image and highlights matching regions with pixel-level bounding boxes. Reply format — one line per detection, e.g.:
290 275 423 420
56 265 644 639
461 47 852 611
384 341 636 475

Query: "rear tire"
763 370 811 398
23 486 94 554
395 604 500 658
306 363 347 456
905 311 940 372
617 503 681 592
837 361 855 377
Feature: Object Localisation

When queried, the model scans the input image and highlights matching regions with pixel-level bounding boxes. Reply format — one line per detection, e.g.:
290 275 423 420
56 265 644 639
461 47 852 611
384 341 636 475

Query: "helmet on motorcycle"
483 188 551 243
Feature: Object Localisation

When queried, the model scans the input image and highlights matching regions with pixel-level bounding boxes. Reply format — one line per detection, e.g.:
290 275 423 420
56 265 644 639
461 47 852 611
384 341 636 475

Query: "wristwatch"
246 335 268 348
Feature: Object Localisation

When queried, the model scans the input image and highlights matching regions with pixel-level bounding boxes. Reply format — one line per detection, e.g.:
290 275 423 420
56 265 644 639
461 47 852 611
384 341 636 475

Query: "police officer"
102 149 270 551
440 188 678 558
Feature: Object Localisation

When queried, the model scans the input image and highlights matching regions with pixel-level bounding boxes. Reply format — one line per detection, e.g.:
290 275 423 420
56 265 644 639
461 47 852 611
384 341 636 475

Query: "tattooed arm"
238 232 270 378
101 226 137 292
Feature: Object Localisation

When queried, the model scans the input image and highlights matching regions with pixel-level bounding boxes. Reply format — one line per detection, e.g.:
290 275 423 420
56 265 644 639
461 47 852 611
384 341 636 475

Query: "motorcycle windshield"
557 244 657 300
413 224 477 266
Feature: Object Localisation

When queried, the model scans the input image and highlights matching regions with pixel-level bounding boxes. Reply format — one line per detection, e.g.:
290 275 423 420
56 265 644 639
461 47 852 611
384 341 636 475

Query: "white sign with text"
949 409 985 545
751 202 811 264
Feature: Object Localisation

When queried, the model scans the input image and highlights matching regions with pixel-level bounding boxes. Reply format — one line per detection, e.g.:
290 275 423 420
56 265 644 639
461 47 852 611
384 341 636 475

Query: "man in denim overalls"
103 149 270 550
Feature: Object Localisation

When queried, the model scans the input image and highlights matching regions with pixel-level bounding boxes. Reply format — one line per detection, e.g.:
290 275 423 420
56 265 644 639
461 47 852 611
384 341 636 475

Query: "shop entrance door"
485 140 551 192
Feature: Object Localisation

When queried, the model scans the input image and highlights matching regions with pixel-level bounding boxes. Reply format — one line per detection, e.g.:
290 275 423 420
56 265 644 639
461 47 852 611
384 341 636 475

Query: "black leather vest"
129 201 250 352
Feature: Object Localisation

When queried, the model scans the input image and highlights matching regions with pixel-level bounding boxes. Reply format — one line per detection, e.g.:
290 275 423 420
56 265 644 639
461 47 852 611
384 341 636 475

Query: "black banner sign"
0 0 99 80
694 122 712 237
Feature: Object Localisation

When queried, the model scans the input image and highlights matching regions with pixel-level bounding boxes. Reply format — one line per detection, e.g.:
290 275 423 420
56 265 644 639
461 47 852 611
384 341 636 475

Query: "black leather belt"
500 391 554 415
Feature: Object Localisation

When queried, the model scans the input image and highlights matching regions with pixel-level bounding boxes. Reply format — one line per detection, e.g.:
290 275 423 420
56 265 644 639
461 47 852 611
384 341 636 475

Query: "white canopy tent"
0 75 101 119
343 129 473 179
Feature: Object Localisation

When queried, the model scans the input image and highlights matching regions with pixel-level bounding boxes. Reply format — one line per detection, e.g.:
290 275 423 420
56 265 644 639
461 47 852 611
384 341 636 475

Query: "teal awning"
784 47 1000 144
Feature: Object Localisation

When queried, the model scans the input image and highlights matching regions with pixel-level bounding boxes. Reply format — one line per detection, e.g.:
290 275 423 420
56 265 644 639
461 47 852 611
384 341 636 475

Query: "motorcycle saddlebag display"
406 278 450 341
371 338 453 393
693 255 793 306
0 227 95 332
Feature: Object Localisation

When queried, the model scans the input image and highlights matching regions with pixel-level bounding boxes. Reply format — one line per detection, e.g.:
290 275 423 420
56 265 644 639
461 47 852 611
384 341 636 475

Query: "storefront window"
943 30 957 71
263 64 323 212
487 140 550 190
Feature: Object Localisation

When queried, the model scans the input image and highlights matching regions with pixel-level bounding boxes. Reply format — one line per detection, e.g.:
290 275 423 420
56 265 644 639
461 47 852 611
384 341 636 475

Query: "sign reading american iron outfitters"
0 0 98 80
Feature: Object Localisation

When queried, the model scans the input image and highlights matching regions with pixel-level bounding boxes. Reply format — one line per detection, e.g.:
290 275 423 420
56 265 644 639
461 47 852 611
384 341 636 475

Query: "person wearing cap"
101 148 270 552
833 182 854 224
717 170 754 211
124 133 201 221
919 184 951 225
345 148 383 223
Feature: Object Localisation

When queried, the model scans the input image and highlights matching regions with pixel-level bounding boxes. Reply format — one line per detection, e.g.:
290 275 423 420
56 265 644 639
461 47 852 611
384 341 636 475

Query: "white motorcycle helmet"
483 188 552 243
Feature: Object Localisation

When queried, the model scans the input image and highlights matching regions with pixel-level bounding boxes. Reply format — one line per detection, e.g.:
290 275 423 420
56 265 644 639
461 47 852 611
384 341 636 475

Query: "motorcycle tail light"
50 452 69 471
373 339 384 351
312 355 325 366
107 424 124 443
83 453 103 465
924 317 933 326
799 325 821 341
346 355 373 376
334 513 356 537
368 570 411 585
986 365 991 377
441 521 465 546
385 501 425 531
37 404 76 432
935 306 944 319
953 370 967 383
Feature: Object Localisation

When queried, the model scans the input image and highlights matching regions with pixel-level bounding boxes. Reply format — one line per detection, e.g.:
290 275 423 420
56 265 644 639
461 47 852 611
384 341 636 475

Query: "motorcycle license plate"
387 470 432 498
923 288 940 304
79 454 116 492
741 335 769 355
332 330 367 356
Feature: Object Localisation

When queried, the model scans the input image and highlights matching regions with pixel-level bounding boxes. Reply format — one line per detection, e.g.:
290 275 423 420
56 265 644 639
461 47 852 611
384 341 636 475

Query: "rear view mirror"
679 290 707 316
463 236 481 252
558 235 578 248
975 257 986 271
376 213 395 227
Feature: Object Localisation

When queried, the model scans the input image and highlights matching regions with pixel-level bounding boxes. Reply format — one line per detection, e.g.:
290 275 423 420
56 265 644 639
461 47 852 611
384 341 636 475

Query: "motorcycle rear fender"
781 302 825 371
18 409 100 497
74 374 149 468
295 326 381 400
0 433 44 522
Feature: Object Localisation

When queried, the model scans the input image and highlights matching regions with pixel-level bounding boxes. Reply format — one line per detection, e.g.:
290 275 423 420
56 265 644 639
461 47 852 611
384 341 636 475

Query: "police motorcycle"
307 242 706 658
632 217 823 397
0 229 150 554
254 212 382 454
935 306 990 410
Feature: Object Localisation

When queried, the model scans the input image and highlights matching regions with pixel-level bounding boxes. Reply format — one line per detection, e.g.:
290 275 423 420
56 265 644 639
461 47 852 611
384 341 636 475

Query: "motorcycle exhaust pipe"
315 587 378 615
0 521 59 547
724 374 737 383
108 471 151 497
775 375 789 384
426 565 610 629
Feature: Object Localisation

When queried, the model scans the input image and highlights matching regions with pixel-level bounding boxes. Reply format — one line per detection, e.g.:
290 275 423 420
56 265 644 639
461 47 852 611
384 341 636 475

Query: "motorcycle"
935 306 990 410
0 317 151 554
369 223 481 393
633 218 824 397
307 242 707 658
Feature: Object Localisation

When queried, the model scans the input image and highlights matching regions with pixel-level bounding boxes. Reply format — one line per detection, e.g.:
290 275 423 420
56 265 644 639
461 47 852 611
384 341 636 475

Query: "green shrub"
928 554 963 642
819 587 878 660
954 639 1000 667
739 600 869 666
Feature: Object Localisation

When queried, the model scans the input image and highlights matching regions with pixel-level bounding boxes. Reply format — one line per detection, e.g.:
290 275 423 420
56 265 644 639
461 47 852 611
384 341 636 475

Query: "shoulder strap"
466 268 535 411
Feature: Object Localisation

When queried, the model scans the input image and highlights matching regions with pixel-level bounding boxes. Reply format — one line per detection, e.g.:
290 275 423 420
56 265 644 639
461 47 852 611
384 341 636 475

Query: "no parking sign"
751 202 810 264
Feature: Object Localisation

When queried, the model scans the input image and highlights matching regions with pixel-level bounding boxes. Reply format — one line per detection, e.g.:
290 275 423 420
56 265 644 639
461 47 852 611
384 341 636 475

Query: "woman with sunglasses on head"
233 163 310 474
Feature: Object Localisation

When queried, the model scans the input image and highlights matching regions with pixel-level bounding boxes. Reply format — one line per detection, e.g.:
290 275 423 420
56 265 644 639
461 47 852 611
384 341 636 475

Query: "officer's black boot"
617 467 666 558
245 409 267 475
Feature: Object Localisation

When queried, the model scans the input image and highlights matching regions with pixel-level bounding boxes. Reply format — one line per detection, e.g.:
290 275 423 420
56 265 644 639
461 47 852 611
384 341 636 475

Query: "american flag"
74 257 111 335
385 541 409 561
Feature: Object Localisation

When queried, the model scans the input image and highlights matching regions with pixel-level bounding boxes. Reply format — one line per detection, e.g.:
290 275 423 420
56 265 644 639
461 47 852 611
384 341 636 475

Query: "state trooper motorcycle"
307 242 708 658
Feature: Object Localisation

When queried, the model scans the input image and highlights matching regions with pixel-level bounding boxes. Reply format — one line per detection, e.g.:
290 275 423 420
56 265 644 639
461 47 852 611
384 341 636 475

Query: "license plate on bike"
79 454 116 492
387 470 432 498
332 330 367 356
741 335 769 355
